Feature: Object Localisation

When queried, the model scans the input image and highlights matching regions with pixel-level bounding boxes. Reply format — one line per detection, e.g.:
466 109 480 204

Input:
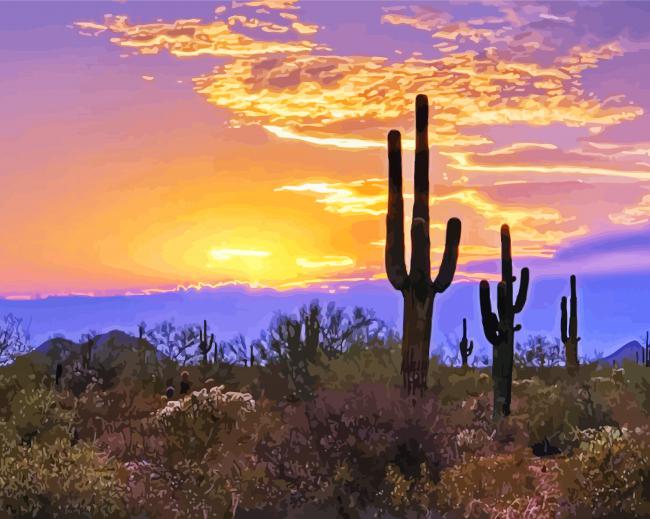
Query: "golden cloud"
235 0 299 10
292 22 319 35
444 151 650 181
78 5 640 153
381 6 452 32
278 178 587 257
609 194 650 226
75 15 320 58
296 256 355 268
275 180 387 216
192 49 640 150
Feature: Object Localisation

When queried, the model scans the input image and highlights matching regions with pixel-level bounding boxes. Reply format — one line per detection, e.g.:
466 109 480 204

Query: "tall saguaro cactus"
560 275 580 375
479 224 529 419
385 94 462 396
645 332 649 367
459 318 474 368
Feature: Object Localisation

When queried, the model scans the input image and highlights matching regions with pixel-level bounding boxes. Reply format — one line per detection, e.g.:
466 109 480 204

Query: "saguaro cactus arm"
432 217 462 293
480 280 500 346
560 296 568 344
468 340 474 356
385 130 408 291
513 267 529 314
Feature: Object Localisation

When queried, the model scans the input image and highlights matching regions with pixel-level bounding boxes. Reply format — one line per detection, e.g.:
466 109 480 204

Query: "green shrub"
0 426 127 517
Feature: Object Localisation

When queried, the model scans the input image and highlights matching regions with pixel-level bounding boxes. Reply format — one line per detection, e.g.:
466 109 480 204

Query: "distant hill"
30 329 163 368
599 340 645 367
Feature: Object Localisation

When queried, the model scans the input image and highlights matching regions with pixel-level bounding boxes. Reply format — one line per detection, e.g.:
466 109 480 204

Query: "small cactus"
459 318 474 368
645 331 649 367
198 319 215 365
479 224 529 419
560 275 580 375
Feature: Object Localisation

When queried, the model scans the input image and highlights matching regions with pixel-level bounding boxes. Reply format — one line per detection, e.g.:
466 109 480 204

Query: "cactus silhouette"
479 224 529 419
645 331 649 367
180 370 191 395
82 338 93 370
198 319 215 364
560 275 580 375
459 318 474 368
55 363 63 389
385 94 462 396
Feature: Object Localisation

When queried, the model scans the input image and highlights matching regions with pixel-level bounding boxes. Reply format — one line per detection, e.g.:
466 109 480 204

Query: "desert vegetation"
0 303 648 518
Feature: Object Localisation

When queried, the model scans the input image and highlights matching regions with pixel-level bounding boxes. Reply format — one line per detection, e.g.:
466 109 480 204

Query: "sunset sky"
2 1 650 352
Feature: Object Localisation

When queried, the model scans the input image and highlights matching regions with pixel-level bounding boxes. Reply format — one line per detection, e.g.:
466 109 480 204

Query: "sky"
2 1 650 355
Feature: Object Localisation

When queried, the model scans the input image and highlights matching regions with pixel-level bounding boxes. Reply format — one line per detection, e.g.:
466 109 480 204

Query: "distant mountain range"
598 340 647 367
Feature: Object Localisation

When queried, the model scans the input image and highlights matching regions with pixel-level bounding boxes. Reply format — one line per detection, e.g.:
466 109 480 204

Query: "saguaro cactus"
198 319 215 364
560 275 580 375
645 331 649 367
385 94 462 395
459 318 474 368
479 224 529 419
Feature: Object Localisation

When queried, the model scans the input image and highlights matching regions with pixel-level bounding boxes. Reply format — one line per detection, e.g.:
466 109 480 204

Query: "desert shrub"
0 386 127 518
135 385 275 517
5 387 76 446
0 437 128 518
616 361 650 423
523 378 615 453
311 343 402 390
436 369 492 404
377 462 437 517
258 383 457 516
436 450 556 518
557 426 650 517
